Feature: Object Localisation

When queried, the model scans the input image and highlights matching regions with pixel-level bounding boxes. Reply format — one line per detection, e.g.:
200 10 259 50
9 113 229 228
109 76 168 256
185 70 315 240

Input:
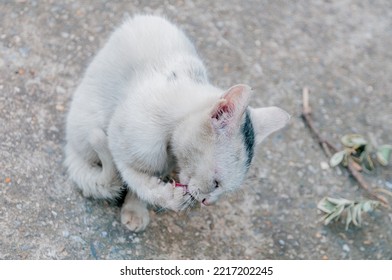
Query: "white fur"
65 15 290 232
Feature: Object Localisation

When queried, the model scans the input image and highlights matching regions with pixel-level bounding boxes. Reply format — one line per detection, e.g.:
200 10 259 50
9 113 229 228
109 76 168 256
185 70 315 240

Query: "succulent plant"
329 134 391 172
318 197 381 230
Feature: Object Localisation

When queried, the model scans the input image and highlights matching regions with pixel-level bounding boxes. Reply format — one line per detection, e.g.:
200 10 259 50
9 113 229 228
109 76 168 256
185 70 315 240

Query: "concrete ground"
1 0 391 259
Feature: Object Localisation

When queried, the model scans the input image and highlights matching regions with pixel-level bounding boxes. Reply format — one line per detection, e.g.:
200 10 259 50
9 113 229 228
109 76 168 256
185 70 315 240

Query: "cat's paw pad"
121 206 150 232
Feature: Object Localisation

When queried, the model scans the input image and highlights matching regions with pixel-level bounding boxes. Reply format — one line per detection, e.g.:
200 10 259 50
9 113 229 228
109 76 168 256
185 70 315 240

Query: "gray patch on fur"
241 109 255 169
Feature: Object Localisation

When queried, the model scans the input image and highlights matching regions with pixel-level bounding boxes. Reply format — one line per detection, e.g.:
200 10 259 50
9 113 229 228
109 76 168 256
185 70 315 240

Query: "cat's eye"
214 180 220 188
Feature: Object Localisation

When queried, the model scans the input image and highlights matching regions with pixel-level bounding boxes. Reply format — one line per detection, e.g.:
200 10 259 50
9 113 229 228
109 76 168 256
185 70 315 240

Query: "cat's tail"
64 129 122 200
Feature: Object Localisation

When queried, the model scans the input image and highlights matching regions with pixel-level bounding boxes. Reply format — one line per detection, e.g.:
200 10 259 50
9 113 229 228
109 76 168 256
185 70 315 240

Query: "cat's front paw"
162 180 191 212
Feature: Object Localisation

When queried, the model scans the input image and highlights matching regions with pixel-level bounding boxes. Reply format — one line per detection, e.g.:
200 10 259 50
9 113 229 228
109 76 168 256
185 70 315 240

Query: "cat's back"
109 15 197 67
69 15 199 127
81 15 197 82
79 15 199 100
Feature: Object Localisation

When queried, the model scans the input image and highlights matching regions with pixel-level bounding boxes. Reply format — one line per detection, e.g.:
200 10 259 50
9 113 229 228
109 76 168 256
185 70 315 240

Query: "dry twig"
301 87 389 207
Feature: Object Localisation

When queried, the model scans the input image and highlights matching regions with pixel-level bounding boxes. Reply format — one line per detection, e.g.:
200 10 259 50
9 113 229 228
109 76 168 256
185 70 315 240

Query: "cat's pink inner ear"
211 99 234 121
210 84 252 131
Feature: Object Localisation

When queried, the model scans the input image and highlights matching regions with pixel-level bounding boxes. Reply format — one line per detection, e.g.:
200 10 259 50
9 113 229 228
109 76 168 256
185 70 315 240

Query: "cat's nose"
201 197 217 206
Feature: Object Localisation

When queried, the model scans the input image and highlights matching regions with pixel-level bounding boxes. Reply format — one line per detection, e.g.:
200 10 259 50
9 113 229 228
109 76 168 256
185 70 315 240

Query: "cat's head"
172 84 290 207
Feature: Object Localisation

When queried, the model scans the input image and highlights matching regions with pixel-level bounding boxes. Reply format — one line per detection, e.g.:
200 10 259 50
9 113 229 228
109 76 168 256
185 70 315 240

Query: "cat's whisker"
178 190 199 212
184 204 194 216
154 205 168 214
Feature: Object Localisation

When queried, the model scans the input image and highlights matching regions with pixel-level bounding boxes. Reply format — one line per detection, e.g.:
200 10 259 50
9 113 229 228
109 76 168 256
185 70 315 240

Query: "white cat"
65 15 290 232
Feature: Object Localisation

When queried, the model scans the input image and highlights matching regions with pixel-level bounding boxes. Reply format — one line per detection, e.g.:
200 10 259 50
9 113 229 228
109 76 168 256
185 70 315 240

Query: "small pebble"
70 235 86 245
366 85 373 93
342 244 350 252
320 161 329 170
258 169 268 179
55 86 66 94
133 237 140 243
55 104 65 111
19 47 30 57
307 165 318 174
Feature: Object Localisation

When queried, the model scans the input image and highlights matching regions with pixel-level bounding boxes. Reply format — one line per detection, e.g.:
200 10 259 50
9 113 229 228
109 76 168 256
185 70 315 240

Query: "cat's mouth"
174 181 214 209
172 181 197 209
172 179 214 208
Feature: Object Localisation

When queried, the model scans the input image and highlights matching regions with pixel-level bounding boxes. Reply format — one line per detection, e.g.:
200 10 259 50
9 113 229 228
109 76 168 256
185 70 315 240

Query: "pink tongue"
202 198 208 206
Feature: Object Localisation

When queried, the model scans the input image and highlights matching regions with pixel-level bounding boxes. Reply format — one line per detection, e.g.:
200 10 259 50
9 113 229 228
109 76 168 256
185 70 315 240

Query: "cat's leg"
65 128 122 199
86 128 123 198
118 165 191 212
121 191 150 232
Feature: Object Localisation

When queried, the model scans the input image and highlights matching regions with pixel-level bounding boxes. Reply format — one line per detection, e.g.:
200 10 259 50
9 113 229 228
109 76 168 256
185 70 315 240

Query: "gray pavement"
1 0 391 259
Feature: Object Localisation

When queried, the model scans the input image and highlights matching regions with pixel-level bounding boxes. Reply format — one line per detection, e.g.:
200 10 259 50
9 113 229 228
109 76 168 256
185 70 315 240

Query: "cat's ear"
210 84 252 132
249 106 290 144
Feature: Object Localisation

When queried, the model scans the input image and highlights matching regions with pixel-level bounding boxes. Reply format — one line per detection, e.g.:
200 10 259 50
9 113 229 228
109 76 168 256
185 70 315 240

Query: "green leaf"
329 150 346 167
362 152 375 173
345 207 353 230
351 204 361 227
326 197 352 206
342 153 349 167
361 200 379 212
376 145 392 166
341 134 367 148
317 197 381 230
317 197 337 214
324 204 345 225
